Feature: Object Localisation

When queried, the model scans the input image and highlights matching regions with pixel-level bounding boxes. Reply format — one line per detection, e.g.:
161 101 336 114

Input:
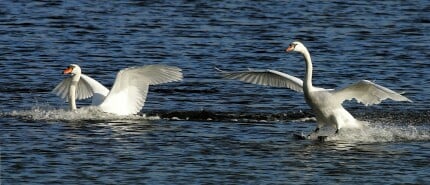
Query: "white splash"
326 123 430 143
4 105 160 122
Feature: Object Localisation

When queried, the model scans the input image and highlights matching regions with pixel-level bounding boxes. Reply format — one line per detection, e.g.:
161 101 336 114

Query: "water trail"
324 123 430 143
3 106 429 142
2 105 159 122
145 109 314 122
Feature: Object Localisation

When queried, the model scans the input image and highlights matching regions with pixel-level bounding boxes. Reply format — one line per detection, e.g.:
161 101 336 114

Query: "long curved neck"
68 73 81 110
301 48 313 92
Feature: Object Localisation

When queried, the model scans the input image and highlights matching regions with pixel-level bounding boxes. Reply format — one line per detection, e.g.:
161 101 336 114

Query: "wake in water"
3 106 312 123
3 106 429 143
295 110 430 143
3 105 160 122
303 122 430 143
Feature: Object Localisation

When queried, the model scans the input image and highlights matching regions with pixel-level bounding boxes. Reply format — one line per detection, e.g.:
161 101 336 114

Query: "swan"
221 41 412 134
52 64 183 115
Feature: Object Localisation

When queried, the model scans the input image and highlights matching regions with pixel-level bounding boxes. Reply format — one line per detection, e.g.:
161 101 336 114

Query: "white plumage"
53 64 183 115
221 69 303 93
221 41 412 134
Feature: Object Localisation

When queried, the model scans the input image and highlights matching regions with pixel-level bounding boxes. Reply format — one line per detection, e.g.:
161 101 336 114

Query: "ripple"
1 0 430 184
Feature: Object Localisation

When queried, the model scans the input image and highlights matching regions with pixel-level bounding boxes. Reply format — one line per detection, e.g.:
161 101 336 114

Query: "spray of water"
325 123 430 143
4 106 429 143
4 105 160 122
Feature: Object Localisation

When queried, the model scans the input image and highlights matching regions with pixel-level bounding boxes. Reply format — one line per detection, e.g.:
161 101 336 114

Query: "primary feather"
221 69 303 93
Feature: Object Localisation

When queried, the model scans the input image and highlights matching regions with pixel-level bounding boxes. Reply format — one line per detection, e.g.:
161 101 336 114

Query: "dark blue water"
1 1 429 184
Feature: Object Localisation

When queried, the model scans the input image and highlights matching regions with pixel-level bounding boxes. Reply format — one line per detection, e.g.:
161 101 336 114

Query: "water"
1 0 429 184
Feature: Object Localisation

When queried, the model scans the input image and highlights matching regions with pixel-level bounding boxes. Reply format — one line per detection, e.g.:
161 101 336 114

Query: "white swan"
221 41 412 134
52 64 183 115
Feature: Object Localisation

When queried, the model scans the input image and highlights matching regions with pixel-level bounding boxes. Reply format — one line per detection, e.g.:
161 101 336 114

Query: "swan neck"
302 49 313 90
68 74 80 110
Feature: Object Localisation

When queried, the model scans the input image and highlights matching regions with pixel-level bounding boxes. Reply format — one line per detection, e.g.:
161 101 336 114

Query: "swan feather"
52 75 94 102
220 69 303 93
334 80 412 106
98 65 183 115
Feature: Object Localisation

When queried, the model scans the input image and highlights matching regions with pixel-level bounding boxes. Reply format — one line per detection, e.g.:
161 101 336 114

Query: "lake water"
1 1 429 184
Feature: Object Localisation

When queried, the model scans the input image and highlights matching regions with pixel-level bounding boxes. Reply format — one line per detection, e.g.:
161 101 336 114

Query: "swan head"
286 41 307 54
63 64 81 75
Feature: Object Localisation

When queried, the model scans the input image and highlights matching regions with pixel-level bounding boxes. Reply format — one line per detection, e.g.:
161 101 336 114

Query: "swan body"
53 64 183 115
221 41 411 133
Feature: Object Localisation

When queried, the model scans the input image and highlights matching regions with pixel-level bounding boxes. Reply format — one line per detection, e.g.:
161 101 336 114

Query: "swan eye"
289 43 297 49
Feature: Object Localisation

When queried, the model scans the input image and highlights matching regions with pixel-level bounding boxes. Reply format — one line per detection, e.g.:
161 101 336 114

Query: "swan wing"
99 65 183 115
139 64 183 85
79 74 110 105
52 77 73 101
52 76 95 101
334 80 412 106
52 74 109 104
220 69 303 93
79 74 110 96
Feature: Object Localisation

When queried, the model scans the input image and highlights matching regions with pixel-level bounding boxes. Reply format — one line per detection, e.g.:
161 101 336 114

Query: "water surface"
1 1 429 184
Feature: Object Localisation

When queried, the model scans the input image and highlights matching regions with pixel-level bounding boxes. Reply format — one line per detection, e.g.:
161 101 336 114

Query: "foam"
326 123 430 143
4 105 160 122
4 106 429 143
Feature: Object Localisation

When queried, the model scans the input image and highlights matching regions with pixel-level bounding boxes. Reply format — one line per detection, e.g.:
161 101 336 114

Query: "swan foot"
335 129 339 134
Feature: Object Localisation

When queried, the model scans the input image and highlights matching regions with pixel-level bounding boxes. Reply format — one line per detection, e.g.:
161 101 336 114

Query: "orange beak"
286 45 294 52
63 67 73 74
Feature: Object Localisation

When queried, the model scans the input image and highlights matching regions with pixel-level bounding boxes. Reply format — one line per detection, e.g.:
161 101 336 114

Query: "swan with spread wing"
53 64 183 115
221 41 411 134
